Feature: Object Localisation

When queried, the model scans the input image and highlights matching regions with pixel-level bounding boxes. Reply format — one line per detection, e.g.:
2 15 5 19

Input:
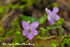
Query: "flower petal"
30 22 39 28
27 33 33 40
23 29 28 36
54 14 60 20
48 15 53 21
22 21 29 29
45 8 51 15
52 7 59 14
49 19 55 25
30 28 38 35
48 16 55 25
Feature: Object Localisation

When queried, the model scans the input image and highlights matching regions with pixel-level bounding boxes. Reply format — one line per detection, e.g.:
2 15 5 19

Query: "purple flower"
22 21 39 40
45 7 60 25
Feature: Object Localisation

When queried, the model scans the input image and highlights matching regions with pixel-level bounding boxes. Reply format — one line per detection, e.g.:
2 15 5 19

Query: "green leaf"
0 7 5 14
39 28 46 31
13 30 24 43
39 13 47 24
47 26 61 30
8 3 14 8
57 18 64 25
52 3 58 8
8 3 19 9
21 13 47 24
49 40 57 47
21 15 38 22
68 39 70 47
18 5 25 9
0 27 4 32
27 0 37 6
61 43 65 47
16 30 21 35
36 36 40 39
5 28 14 37
12 18 20 29
40 28 49 33
39 28 48 37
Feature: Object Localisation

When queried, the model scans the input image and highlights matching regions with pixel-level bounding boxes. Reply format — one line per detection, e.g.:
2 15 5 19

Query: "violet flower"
45 7 60 25
22 21 39 40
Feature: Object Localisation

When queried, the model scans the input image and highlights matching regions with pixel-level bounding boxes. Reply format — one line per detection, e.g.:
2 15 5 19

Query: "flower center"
51 16 54 19
27 28 33 35
50 13 54 19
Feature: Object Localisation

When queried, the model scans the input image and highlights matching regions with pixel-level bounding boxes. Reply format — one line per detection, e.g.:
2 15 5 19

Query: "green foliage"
67 39 70 47
39 25 61 37
16 30 21 35
39 28 48 37
27 0 35 6
57 18 64 25
61 38 70 47
8 3 14 8
52 3 58 8
12 18 20 30
47 26 61 30
39 13 47 24
21 0 40 6
0 7 5 14
21 14 38 22
49 40 58 47
36 36 41 39
21 13 47 24
0 27 5 37
40 28 46 32
13 30 24 43
53 18 64 36
0 27 5 32
5 28 15 37
34 43 42 47
12 18 25 43
18 5 25 9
